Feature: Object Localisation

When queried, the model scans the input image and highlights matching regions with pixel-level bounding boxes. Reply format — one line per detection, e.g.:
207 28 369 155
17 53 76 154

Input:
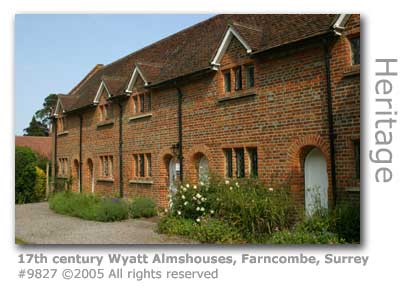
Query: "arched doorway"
168 157 177 196
87 159 94 193
304 148 328 215
198 155 209 184
73 159 80 192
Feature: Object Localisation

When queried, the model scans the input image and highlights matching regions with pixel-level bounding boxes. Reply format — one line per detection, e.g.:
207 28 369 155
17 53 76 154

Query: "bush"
15 146 37 204
264 228 344 244
34 166 47 201
49 192 128 222
157 216 243 244
129 197 156 218
333 203 360 243
171 178 296 240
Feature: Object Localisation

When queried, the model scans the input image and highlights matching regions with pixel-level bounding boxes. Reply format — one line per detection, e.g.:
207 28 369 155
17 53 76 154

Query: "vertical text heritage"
370 59 398 183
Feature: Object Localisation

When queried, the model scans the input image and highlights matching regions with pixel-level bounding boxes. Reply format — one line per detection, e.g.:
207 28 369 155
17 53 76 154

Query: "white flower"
177 211 181 215
225 180 230 185
201 197 205 202
193 185 197 189
181 195 186 200
196 207 200 211
196 218 201 222
192 196 197 200
183 187 187 192
199 181 204 186
197 201 201 205
210 210 215 214
186 184 190 188
230 186 233 190
164 209 168 213
184 201 188 206
200 207 205 212
235 182 239 187
268 188 274 192
196 193 201 198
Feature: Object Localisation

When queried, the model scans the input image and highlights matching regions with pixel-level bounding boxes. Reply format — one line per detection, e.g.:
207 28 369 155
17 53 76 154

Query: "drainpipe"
53 118 57 192
323 37 338 206
79 114 83 192
176 87 184 182
118 101 124 198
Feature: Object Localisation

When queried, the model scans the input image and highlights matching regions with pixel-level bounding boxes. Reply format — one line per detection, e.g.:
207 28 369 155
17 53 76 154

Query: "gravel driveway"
15 202 195 244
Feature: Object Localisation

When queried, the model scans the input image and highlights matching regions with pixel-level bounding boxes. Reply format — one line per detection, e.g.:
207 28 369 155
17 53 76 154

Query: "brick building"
51 14 360 212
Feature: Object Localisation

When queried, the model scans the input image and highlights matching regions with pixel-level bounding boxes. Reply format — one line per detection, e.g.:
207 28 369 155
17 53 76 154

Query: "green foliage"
35 93 58 127
15 146 37 204
333 203 360 243
129 197 157 218
157 216 243 244
24 116 48 136
49 192 128 222
264 229 344 244
34 167 46 201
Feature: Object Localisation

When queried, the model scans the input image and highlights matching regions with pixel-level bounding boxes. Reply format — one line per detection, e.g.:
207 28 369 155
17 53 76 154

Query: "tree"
35 93 58 128
15 146 37 203
23 116 48 136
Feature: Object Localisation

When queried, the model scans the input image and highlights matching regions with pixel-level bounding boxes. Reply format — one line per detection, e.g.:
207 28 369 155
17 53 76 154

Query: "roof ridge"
230 21 263 32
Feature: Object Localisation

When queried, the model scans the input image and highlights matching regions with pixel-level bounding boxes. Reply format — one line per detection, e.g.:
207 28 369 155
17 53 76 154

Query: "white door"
304 148 328 216
168 158 177 195
198 156 209 183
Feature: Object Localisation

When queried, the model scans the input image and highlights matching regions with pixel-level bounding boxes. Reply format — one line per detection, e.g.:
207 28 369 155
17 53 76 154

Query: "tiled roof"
15 136 52 160
59 14 337 112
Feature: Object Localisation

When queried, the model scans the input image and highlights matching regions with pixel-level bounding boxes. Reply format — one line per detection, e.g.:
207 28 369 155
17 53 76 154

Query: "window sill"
345 187 360 193
96 119 114 128
129 179 153 185
218 91 256 103
343 64 360 77
97 178 114 183
128 113 152 122
57 131 69 136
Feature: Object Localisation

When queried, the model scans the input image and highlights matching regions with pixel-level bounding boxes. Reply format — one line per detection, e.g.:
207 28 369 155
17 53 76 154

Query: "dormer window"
222 63 254 94
245 64 254 88
99 104 112 121
57 116 66 133
234 66 242 91
349 36 360 65
132 92 151 114
223 71 231 93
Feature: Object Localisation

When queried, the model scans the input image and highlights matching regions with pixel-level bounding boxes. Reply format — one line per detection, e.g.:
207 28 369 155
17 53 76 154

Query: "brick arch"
72 158 80 192
286 134 333 208
186 144 212 184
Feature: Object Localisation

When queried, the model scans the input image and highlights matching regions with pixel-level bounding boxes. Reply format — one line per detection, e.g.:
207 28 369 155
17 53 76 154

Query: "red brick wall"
53 15 360 209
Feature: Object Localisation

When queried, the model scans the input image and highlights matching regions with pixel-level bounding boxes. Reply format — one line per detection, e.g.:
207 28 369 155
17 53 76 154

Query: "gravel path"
15 202 195 244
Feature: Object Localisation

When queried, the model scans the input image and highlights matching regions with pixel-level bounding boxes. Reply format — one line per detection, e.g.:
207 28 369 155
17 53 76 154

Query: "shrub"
15 146 37 204
333 203 360 243
34 166 47 201
49 192 128 222
265 228 344 244
94 198 129 222
129 197 157 218
157 216 243 244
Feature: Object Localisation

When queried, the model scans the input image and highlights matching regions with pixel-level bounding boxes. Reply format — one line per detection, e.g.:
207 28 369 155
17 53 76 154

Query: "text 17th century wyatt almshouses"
51 14 360 212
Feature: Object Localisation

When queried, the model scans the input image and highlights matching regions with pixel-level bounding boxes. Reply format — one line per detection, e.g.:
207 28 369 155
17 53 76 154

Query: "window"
146 154 152 177
234 67 242 91
57 117 66 132
133 153 152 178
223 71 231 93
224 149 233 178
235 148 245 178
100 155 113 177
99 104 112 121
246 65 254 88
58 158 68 176
354 140 360 178
248 147 258 177
350 37 360 65
133 93 151 114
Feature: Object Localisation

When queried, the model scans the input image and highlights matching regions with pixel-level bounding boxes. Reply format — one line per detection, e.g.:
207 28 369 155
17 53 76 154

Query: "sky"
14 14 214 135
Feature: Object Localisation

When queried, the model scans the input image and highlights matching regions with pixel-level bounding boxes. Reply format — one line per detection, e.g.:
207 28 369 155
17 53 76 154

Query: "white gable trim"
53 98 64 117
210 26 252 68
93 80 111 105
333 14 352 35
125 65 149 93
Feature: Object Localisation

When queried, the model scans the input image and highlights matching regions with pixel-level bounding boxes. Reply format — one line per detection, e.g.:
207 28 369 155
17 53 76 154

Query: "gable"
93 81 111 104
126 65 148 93
219 35 250 67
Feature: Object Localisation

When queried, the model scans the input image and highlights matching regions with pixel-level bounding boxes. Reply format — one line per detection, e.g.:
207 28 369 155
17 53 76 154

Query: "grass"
15 237 28 245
